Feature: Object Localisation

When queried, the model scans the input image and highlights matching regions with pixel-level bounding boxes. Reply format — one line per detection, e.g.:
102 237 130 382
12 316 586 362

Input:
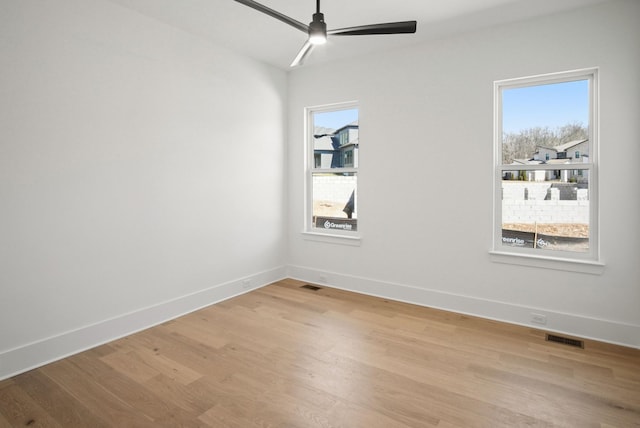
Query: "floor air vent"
546 334 584 348
300 284 322 291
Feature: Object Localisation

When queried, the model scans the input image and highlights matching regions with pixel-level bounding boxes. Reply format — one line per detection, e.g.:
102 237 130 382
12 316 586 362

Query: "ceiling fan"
233 0 417 67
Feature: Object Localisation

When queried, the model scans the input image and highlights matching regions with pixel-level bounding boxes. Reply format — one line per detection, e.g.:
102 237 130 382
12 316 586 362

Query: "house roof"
554 138 588 152
536 145 558 152
314 135 335 151
335 121 359 133
545 158 574 165
511 158 541 165
340 138 359 149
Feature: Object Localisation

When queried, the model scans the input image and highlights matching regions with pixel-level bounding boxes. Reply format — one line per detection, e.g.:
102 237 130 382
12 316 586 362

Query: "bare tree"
502 123 587 164
557 122 588 142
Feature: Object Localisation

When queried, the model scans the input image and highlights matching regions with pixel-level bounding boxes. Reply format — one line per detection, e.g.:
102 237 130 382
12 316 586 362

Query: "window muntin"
493 69 598 262
306 103 359 236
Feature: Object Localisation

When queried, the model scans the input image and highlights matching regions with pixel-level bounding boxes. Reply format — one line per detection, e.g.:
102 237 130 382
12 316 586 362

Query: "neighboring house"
508 139 589 182
314 121 359 168
534 138 588 162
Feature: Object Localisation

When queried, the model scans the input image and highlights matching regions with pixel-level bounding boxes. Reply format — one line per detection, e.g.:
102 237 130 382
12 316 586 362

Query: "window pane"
501 169 589 252
313 108 358 169
502 80 589 165
312 172 356 232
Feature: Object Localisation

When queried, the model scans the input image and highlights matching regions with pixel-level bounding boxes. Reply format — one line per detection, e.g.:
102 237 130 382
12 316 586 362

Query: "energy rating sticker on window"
493 68 599 263
306 102 359 236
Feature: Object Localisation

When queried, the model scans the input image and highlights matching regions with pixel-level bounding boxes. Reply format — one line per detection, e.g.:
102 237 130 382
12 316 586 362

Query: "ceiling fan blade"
290 40 315 67
328 21 417 36
234 0 309 33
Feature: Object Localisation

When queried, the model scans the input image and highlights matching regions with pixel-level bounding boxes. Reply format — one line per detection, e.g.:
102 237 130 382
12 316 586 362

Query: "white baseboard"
286 265 640 349
3 264 637 381
0 266 287 381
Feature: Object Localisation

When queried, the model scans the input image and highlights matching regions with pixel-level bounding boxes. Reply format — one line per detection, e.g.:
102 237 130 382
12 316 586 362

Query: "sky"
502 79 589 134
314 108 358 130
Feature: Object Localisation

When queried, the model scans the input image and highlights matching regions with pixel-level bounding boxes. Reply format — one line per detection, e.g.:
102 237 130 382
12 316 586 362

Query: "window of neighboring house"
492 68 602 271
306 102 359 238
339 130 349 146
343 149 354 168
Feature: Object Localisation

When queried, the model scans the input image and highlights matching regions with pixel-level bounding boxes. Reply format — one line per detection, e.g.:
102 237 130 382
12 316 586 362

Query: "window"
492 69 601 269
306 102 359 237
343 149 354 168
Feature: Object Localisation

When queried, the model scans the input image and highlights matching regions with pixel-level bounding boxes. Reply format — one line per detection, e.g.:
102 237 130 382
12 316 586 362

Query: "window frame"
491 68 604 273
303 101 361 243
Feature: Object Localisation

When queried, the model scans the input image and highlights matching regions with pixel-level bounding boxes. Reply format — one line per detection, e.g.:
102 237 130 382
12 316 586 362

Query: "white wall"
0 0 287 378
287 0 640 347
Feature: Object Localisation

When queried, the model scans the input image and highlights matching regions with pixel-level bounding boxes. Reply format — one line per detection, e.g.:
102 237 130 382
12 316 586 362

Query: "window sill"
302 231 362 246
489 250 605 275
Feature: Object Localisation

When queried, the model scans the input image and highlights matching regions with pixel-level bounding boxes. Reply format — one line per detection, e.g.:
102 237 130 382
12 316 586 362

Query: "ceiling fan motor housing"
309 12 327 44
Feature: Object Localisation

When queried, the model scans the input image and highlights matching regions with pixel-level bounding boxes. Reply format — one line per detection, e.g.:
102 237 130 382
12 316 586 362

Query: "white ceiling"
106 0 610 70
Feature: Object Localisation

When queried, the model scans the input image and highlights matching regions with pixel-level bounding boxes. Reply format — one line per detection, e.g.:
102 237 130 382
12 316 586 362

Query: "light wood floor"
1 279 639 427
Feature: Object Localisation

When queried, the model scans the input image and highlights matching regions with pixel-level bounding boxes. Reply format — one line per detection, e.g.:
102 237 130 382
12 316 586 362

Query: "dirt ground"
502 223 589 238
313 202 587 239
313 200 352 218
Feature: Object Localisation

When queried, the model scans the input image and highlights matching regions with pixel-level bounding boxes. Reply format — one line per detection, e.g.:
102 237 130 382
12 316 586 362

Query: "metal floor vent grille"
300 284 322 291
546 334 584 348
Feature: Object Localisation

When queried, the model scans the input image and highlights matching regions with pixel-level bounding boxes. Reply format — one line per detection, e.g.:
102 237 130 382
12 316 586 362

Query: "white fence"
502 182 589 224
313 174 356 205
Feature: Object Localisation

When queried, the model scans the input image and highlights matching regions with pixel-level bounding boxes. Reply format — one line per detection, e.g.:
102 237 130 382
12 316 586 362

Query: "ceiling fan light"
308 13 327 45
309 33 326 45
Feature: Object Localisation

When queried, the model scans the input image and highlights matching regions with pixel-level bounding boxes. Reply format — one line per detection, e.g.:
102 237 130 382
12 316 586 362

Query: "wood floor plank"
0 414 12 428
73 349 201 425
0 381 63 428
1 279 639 427
99 349 161 384
13 371 108 428
39 359 157 427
